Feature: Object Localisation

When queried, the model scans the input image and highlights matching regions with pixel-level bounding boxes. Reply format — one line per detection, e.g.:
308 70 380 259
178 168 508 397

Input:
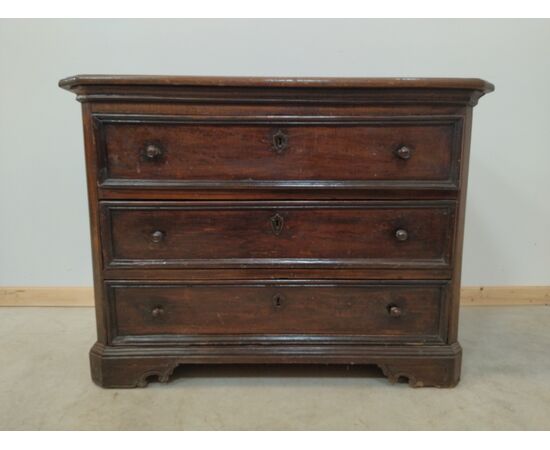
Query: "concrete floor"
0 306 549 430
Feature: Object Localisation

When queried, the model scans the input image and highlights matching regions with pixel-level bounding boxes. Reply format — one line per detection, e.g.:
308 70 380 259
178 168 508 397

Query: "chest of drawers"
60 75 493 388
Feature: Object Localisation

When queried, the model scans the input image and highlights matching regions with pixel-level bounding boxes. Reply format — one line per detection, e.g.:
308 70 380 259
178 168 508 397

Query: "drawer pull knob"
395 229 409 241
151 230 165 243
395 145 412 160
144 144 163 161
151 306 164 318
272 130 288 154
388 305 402 318
270 213 284 235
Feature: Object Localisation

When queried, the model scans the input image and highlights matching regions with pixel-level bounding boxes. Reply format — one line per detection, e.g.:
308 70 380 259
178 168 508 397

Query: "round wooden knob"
395 229 408 241
395 146 411 160
145 144 163 160
151 306 164 318
389 306 402 318
151 230 165 243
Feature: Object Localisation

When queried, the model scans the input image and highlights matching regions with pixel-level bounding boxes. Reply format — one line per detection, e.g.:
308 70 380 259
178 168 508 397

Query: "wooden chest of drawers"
60 75 493 388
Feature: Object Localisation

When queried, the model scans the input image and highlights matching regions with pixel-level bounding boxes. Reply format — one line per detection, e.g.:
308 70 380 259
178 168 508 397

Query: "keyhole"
273 294 283 308
270 213 284 235
272 130 288 153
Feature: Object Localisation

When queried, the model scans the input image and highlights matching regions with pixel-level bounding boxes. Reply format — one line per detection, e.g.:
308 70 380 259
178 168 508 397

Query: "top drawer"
93 115 463 191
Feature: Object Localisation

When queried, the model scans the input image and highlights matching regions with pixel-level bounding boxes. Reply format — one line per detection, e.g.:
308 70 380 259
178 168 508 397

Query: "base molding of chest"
89 341 461 388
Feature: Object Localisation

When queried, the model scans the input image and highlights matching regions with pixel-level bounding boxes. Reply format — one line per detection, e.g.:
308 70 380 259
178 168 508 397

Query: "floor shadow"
167 363 387 384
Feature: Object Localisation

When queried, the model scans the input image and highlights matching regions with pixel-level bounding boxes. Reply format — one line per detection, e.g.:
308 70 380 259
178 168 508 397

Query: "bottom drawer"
107 281 448 344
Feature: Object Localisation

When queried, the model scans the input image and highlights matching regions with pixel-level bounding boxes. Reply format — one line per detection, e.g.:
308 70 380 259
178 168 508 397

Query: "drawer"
107 281 448 343
94 115 462 190
101 201 455 270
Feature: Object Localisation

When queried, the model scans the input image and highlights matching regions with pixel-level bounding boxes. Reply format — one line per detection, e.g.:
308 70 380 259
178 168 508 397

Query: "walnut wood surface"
60 75 493 388
101 201 454 269
109 281 445 338
59 75 494 92
97 116 458 185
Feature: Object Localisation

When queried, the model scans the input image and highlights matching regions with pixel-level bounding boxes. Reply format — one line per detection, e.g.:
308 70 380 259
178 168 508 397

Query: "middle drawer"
100 201 455 270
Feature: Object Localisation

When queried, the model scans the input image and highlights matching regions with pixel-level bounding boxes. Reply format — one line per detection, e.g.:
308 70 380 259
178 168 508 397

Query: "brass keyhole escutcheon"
270 213 284 235
272 130 288 154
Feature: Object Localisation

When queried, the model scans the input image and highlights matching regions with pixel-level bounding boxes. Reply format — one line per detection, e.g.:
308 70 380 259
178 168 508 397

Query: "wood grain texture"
58 75 493 388
0 287 94 307
59 75 493 106
101 201 455 269
107 281 446 340
96 115 461 189
89 341 462 388
460 286 550 306
59 75 495 92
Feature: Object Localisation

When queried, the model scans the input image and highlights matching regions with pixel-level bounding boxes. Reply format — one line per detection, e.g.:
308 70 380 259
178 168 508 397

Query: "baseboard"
0 285 549 307
460 286 550 306
0 287 94 307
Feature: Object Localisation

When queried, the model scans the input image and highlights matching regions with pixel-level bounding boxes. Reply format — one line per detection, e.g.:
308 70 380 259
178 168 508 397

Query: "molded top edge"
59 74 494 93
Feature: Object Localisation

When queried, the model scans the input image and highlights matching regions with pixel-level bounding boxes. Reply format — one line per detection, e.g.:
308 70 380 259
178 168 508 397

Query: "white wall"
1 19 549 286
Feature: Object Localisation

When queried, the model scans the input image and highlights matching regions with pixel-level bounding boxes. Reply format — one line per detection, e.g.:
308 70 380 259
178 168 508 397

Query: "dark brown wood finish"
108 281 447 341
95 115 461 189
60 75 493 388
101 201 455 269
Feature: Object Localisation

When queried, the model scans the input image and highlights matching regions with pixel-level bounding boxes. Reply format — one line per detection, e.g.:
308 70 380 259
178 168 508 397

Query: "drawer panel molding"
100 200 456 270
106 280 450 345
93 114 464 191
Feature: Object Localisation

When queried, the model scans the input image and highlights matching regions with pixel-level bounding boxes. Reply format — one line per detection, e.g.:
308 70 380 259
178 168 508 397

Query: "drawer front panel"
108 282 447 341
101 201 454 269
95 116 462 189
